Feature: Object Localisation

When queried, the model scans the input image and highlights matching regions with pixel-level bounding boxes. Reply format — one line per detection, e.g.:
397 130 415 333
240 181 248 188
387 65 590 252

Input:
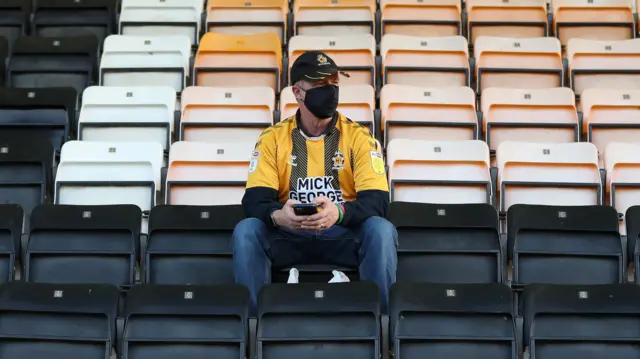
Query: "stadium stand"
78 86 176 154
32 0 118 43
0 0 30 49
466 0 548 46
146 205 243 284
258 282 380 359
474 36 563 95
124 284 250 359
0 282 119 359
386 139 492 204
25 204 140 286
380 0 461 37
206 0 289 45
166 141 253 205
180 86 275 143
389 202 502 283
0 87 76 154
523 284 640 359
380 85 477 145
507 204 623 285
293 0 376 36
0 205 22 283
389 283 516 359
380 35 469 87
8 36 98 96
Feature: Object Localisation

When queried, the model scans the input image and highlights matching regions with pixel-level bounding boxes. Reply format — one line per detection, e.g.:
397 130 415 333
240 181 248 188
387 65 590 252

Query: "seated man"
233 50 397 314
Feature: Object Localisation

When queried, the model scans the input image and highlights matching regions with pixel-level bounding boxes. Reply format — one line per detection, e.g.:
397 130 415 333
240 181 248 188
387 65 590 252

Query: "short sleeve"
246 128 279 190
352 131 389 192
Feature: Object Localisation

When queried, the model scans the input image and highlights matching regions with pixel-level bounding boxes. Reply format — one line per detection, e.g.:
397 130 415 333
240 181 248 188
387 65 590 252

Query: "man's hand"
301 196 340 230
272 199 306 230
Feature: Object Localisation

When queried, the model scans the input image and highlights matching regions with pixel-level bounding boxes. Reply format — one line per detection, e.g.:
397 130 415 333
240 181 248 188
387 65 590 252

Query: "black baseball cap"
289 51 350 85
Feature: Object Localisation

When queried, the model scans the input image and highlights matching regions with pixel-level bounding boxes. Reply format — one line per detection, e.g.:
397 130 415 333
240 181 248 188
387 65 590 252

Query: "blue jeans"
232 216 398 315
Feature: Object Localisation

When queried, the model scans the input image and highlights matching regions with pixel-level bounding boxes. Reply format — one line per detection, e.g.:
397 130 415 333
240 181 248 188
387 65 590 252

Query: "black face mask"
303 85 339 119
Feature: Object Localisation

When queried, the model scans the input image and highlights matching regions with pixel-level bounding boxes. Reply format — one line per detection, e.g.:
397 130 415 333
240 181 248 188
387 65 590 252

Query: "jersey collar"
295 110 339 139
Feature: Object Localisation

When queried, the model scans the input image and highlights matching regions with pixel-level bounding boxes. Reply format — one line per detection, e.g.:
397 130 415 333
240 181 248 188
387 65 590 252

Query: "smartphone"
293 203 320 216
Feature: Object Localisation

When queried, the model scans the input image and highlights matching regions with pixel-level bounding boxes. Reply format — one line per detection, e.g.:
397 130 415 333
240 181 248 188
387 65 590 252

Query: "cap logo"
317 54 330 66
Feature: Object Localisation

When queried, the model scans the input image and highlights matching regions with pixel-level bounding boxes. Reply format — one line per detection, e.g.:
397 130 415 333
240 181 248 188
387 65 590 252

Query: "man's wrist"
270 209 280 227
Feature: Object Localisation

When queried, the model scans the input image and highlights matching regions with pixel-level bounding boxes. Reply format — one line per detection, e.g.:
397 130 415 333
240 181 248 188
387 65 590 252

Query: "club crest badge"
332 150 345 170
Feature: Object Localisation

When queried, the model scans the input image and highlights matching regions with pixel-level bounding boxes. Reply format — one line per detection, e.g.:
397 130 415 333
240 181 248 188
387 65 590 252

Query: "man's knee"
233 217 268 252
361 216 398 249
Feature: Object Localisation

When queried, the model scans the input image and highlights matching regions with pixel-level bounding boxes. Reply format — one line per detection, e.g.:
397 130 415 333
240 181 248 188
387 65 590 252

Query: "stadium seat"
626 206 640 281
124 284 250 359
0 282 119 359
258 282 380 359
474 36 563 95
466 0 548 45
386 139 492 204
523 284 640 359
508 204 623 285
567 38 640 100
552 0 634 48
0 0 30 48
0 87 76 154
497 141 601 211
380 85 477 146
288 35 377 87
79 86 176 153
0 37 7 86
25 204 140 286
100 35 191 94
380 0 461 37
389 202 502 283
293 0 376 36
120 0 204 46
8 36 99 95
0 205 22 283
481 87 579 155
381 35 470 87
166 141 253 205
180 86 275 143
146 205 244 284
389 283 515 359
206 0 289 45
280 84 375 131
605 143 640 234
33 0 117 43
194 32 282 92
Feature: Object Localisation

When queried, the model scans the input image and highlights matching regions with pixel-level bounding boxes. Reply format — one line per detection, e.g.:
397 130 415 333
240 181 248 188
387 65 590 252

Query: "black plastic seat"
390 202 503 283
508 204 623 285
0 0 30 50
523 284 640 359
0 36 7 85
8 36 98 95
0 87 76 154
0 281 119 359
389 282 516 359
145 205 243 285
0 205 22 282
626 206 640 283
25 204 140 286
257 282 381 359
124 284 250 359
33 0 117 44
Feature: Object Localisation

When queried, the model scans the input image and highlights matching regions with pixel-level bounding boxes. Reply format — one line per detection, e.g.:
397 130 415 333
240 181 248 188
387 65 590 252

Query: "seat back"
387 139 491 204
0 0 30 49
33 0 117 43
293 0 376 36
381 85 477 146
258 282 380 359
289 35 376 86
508 205 622 285
381 35 469 87
206 0 289 45
380 0 461 37
475 36 563 94
100 35 191 93
0 205 22 282
0 36 6 85
26 204 140 286
166 141 253 205
180 86 274 143
605 143 640 234
466 0 548 45
146 205 244 284
497 141 601 211
79 86 176 152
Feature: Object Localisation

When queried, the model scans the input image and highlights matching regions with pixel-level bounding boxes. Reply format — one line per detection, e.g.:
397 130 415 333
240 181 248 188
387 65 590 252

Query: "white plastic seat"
605 142 640 235
386 139 491 204
120 0 204 46
100 35 191 94
79 86 176 153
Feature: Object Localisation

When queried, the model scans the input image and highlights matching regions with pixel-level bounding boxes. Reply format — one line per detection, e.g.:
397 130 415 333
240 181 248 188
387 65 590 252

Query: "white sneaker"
287 268 299 283
328 270 350 283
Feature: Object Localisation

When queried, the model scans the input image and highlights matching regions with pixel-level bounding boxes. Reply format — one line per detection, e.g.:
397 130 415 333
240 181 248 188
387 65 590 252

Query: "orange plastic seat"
381 35 469 87
475 36 563 95
380 85 477 146
466 0 548 46
288 35 376 87
552 0 634 48
293 0 376 36
605 142 640 234
193 32 282 92
380 0 462 37
206 0 290 45
180 86 275 143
